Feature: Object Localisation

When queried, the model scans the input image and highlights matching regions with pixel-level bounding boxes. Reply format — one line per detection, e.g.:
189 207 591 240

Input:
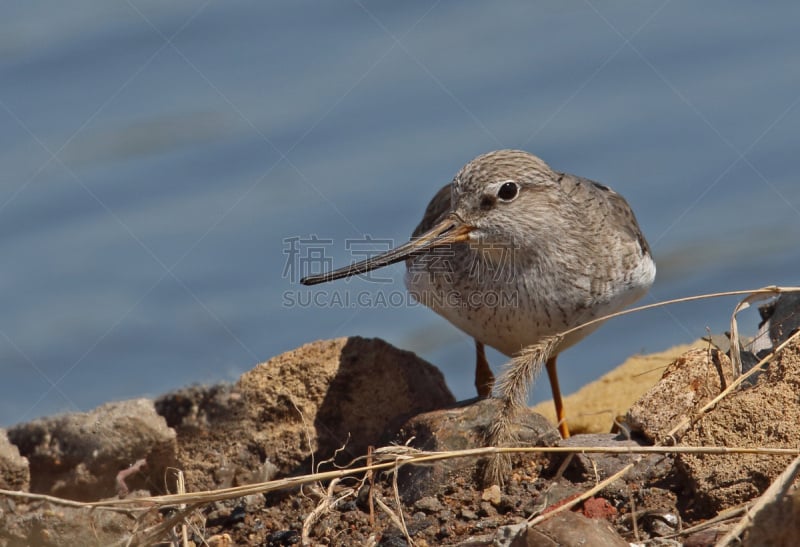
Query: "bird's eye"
497 182 519 201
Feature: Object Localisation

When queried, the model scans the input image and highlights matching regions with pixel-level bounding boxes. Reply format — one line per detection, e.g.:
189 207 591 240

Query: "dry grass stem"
392 460 412 546
658 504 746 541
374 496 413 546
558 286 799 343
528 462 636 526
367 446 376 529
727 291 778 376
302 478 352 545
113 503 201 547
175 469 190 547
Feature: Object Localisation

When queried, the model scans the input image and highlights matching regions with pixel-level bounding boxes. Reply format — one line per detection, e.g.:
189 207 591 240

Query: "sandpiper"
301 150 655 438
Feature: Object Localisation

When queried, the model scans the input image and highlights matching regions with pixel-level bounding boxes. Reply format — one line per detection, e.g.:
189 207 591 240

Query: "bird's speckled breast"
405 240 655 358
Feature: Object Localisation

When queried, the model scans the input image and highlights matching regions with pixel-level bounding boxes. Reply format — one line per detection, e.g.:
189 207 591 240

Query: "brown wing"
412 183 452 237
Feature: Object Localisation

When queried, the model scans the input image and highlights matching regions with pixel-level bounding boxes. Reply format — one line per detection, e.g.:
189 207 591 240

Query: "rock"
413 496 443 513
762 293 800 348
617 490 680 539
394 398 560 502
0 502 157 546
683 525 734 546
154 383 252 492
581 496 617 520
509 511 628 546
155 338 453 492
0 429 29 491
155 382 241 431
238 337 454 474
489 522 527 546
481 484 502 506
553 433 674 485
625 348 734 443
742 485 800 546
7 398 176 500
675 340 800 516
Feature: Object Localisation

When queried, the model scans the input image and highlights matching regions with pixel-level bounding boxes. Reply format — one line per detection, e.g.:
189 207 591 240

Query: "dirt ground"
156 336 800 546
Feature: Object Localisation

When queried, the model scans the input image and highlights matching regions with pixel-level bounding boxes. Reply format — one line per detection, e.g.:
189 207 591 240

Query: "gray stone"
764 293 800 348
413 495 443 513
8 398 176 500
394 398 560 503
553 433 674 485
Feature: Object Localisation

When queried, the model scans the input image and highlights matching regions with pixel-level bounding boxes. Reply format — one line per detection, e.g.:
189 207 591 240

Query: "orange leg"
546 356 570 438
474 340 495 398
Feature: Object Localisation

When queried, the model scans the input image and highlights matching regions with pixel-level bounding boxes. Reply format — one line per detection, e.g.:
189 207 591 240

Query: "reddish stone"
582 497 618 520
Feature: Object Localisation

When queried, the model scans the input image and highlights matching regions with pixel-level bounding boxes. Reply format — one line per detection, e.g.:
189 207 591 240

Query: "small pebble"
478 501 498 518
481 484 502 506
413 496 443 513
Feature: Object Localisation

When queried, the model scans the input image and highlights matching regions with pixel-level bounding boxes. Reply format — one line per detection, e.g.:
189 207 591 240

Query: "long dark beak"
300 216 472 285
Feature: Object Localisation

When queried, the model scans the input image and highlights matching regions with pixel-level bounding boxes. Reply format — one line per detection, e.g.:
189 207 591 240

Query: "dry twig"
528 462 636 526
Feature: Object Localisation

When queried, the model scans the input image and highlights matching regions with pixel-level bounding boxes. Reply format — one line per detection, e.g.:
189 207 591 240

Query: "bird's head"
449 149 559 245
300 149 557 285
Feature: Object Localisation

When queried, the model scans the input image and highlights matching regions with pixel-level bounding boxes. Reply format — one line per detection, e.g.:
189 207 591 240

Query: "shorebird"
301 150 655 438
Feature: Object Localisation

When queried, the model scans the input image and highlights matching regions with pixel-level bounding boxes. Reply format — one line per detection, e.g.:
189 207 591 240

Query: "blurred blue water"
1 1 799 425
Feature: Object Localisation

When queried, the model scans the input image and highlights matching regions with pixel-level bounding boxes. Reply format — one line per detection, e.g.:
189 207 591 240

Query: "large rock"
159 337 454 493
0 429 29 491
674 341 800 516
394 398 560 502
622 338 800 517
7 398 176 500
238 337 454 473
